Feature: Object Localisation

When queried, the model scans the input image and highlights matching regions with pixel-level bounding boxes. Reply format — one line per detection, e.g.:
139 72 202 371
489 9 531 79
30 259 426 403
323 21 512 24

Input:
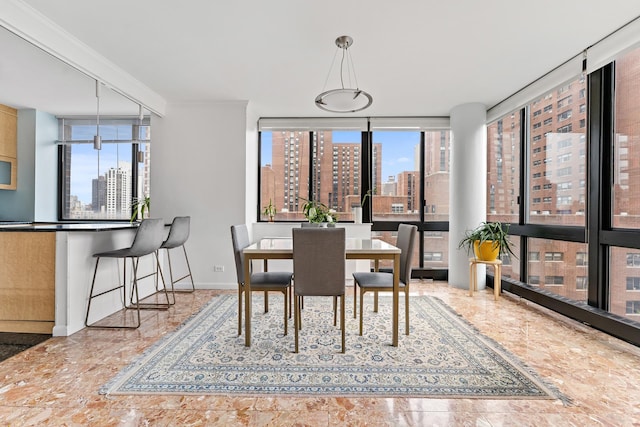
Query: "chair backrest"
230 224 250 285
161 216 190 249
397 224 418 284
293 227 345 297
129 218 165 257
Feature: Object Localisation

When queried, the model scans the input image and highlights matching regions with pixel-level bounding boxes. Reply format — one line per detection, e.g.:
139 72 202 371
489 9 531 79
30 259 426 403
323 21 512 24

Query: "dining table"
242 237 402 347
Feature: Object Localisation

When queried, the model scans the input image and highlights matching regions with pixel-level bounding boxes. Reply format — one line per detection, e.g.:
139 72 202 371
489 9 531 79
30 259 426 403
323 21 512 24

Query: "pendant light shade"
315 35 373 113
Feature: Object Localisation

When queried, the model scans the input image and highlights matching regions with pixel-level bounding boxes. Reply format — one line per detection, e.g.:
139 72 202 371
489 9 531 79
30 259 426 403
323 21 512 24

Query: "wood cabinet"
0 232 55 333
0 104 18 190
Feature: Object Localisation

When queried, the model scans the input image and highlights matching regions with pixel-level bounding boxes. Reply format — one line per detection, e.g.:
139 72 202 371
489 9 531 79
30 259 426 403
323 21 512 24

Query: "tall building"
91 175 106 213
105 162 132 218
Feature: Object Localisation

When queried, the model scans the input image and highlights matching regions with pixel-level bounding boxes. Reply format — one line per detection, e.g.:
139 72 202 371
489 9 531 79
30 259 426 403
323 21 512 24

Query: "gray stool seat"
85 218 169 329
159 216 195 294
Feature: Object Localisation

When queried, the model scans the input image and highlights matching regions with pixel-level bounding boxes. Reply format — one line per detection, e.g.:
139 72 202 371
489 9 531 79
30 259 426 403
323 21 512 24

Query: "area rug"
101 294 566 402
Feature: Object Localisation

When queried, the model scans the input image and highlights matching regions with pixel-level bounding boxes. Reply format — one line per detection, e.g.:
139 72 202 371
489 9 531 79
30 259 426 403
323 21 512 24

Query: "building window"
576 252 588 266
424 252 443 262
576 276 588 290
627 253 640 267
59 118 150 220
626 301 640 314
544 252 564 261
529 251 540 261
544 276 564 285
529 275 540 284
626 277 640 290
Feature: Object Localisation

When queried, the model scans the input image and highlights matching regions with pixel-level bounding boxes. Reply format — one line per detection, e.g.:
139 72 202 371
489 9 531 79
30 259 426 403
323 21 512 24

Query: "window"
626 277 640 291
59 118 151 220
576 252 588 266
544 252 564 261
544 276 564 285
529 251 540 261
627 253 640 267
626 301 640 314
424 252 443 262
529 275 540 284
576 276 588 290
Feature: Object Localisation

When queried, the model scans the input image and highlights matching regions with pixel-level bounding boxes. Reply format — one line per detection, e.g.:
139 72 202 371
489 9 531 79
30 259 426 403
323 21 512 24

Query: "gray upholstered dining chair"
85 218 168 329
352 223 417 336
159 216 195 297
231 224 293 337
292 227 346 353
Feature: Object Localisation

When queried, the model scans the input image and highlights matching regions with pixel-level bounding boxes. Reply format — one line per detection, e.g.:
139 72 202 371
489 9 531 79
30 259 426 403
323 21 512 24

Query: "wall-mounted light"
93 80 102 150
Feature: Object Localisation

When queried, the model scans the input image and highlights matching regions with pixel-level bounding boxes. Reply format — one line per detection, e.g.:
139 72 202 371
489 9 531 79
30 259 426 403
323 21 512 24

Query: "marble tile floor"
0 281 639 426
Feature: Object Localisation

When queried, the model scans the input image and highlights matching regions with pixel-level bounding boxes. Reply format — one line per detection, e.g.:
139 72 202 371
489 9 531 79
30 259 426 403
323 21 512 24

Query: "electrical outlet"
214 265 224 272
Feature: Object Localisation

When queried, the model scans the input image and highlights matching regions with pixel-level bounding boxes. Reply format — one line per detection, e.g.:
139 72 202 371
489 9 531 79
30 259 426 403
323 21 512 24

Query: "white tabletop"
244 238 400 254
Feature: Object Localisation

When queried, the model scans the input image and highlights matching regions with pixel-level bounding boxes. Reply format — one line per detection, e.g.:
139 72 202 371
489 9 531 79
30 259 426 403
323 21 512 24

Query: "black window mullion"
361 126 372 223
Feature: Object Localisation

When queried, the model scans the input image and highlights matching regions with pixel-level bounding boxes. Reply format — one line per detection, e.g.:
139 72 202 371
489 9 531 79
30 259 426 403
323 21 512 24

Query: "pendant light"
315 35 373 113
93 80 102 150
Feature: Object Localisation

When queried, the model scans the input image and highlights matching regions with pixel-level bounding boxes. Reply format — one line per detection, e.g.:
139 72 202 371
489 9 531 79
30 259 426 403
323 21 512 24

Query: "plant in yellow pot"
457 221 516 261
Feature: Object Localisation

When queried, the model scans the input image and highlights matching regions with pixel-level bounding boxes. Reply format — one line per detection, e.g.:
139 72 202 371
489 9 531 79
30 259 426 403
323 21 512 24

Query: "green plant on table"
130 196 150 222
299 197 337 223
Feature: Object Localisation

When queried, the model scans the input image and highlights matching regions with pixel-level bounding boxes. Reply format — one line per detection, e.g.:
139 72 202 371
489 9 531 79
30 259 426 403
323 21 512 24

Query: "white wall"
151 101 248 289
34 110 58 221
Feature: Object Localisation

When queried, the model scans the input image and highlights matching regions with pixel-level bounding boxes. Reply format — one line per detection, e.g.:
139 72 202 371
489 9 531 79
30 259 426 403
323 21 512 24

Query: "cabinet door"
0 104 18 159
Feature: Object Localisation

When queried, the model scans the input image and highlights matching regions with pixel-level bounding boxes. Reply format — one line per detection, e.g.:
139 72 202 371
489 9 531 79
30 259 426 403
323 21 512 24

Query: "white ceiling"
2 0 640 118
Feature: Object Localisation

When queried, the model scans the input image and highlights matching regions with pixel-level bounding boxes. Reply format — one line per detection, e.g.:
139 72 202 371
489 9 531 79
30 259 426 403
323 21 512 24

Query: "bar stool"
85 218 169 329
160 216 195 296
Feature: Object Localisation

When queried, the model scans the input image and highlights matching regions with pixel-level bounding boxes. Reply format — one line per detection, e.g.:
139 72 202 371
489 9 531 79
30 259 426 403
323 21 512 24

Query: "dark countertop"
0 222 139 232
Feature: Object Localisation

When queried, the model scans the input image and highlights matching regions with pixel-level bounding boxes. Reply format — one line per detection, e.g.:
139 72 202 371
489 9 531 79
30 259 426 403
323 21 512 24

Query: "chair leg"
86 256 141 329
374 291 379 313
283 289 288 336
353 281 357 319
85 257 101 327
264 290 269 313
238 284 243 336
341 294 346 353
405 287 410 335
294 295 300 353
173 245 196 292
333 296 337 326
155 250 175 306
359 288 365 336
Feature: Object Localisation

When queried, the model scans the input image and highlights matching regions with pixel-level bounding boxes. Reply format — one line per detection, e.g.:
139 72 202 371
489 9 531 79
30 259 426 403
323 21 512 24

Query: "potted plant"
299 197 337 224
130 196 150 222
263 199 277 222
458 221 516 261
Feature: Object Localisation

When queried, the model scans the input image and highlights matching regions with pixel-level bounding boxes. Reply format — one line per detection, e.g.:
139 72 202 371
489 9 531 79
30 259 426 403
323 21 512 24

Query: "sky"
69 125 136 203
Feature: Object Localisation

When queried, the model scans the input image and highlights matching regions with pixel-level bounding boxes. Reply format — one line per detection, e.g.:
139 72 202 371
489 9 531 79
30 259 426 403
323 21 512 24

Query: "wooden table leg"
244 256 252 347
392 253 400 347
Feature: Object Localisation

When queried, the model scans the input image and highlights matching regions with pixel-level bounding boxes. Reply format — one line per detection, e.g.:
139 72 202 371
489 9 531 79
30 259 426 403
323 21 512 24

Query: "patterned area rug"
101 294 566 401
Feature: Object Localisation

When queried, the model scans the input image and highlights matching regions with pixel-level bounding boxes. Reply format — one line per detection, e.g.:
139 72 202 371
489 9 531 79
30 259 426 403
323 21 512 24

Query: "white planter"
352 206 363 224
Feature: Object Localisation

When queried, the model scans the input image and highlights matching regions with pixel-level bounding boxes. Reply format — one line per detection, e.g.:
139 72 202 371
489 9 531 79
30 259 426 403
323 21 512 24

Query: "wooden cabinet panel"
0 232 55 333
0 104 18 159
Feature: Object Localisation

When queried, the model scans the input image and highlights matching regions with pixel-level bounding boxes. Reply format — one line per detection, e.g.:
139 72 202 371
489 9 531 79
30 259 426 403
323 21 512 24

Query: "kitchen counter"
0 222 153 336
0 222 138 232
